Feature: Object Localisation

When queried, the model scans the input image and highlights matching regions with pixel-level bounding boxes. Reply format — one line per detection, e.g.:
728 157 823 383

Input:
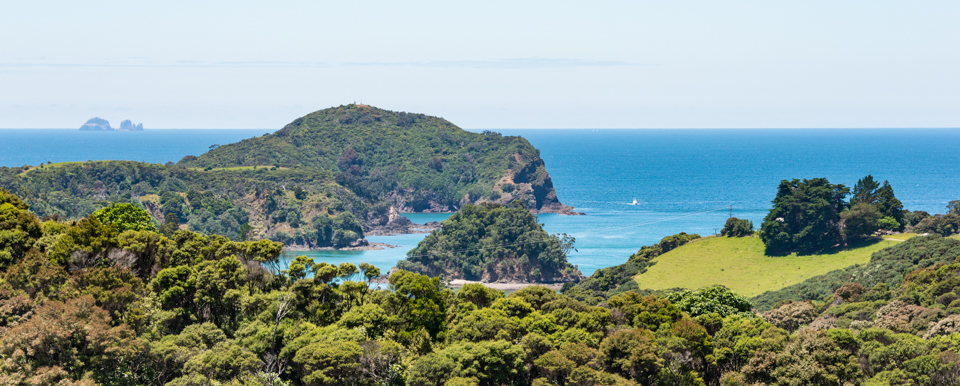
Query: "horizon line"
2 127 960 130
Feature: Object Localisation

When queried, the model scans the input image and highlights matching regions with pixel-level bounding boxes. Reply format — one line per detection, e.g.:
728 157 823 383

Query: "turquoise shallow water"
4 128 960 275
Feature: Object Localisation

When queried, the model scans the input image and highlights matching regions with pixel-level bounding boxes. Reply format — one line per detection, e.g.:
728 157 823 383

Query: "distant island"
78 117 144 131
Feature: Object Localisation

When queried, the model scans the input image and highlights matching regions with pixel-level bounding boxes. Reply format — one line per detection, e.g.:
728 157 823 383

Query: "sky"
2 1 958 129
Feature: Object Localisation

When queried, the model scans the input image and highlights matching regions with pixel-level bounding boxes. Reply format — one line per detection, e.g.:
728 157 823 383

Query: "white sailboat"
629 198 638 205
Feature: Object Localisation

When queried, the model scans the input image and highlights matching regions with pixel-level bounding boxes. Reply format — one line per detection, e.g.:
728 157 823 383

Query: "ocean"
3 128 960 275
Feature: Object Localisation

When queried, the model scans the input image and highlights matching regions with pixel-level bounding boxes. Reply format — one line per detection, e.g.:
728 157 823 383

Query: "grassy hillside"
751 234 960 310
635 235 900 297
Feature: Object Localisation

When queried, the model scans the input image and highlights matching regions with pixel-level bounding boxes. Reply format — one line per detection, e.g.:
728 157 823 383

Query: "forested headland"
0 104 577 249
398 201 582 283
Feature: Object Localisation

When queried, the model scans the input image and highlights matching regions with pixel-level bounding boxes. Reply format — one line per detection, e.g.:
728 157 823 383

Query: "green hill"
751 234 960 310
398 202 582 283
180 104 576 215
635 235 900 298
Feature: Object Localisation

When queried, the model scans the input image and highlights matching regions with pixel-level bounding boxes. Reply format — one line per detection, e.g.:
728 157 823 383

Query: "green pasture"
635 235 900 297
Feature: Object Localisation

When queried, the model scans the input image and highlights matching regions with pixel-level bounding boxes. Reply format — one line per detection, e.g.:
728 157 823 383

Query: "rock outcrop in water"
79 117 113 131
79 118 144 131
119 120 144 131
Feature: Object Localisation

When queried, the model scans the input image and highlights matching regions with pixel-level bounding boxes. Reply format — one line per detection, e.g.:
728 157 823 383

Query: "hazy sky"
2 1 958 129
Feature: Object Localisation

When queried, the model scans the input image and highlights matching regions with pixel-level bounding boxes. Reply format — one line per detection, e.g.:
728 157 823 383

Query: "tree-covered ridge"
7 187 960 385
0 161 367 248
180 104 574 214
398 202 582 283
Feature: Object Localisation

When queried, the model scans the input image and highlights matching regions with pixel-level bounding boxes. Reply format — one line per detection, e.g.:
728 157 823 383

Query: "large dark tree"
760 178 849 253
850 175 880 206
874 181 905 230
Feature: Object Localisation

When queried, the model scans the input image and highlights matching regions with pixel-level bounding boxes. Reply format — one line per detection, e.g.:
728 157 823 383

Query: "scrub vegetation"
6 187 960 385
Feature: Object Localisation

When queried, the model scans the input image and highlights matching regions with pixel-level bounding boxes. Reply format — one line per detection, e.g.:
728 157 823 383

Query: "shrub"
720 218 753 237
663 285 753 317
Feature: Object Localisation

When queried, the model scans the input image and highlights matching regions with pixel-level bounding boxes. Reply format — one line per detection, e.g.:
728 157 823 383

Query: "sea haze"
3 128 960 275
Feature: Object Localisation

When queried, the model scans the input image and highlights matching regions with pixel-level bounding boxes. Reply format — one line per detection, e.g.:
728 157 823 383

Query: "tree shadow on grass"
763 237 884 257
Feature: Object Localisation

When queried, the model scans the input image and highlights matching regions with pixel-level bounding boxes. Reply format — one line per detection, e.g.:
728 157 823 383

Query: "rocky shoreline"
447 279 565 291
282 241 400 252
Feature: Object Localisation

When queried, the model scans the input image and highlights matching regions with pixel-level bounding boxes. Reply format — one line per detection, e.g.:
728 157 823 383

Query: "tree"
759 178 849 253
850 175 880 206
293 341 363 386
160 191 188 221
840 203 882 238
0 189 42 268
0 295 143 386
388 270 449 338
663 285 752 317
948 200 960 215
92 202 156 232
599 329 662 383
720 218 753 237
876 217 901 231
408 340 527 386
288 255 314 282
874 181 904 229
161 213 181 236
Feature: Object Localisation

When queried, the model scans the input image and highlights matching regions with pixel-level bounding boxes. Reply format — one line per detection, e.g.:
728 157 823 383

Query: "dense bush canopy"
398 202 580 283
3 188 960 385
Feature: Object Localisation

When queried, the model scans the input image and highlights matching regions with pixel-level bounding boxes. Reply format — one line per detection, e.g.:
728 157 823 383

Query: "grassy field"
19 161 88 175
882 233 918 241
187 166 290 172
635 235 900 297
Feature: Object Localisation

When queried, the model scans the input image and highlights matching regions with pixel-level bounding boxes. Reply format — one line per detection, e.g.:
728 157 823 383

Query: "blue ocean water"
3 128 960 276
0 129 270 167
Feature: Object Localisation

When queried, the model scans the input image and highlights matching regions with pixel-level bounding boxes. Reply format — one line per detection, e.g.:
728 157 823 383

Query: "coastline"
282 241 400 252
447 279 564 291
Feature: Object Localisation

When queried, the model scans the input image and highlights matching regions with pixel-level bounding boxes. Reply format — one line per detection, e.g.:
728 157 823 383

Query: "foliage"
913 213 960 236
5 184 960 386
720 218 753 237
92 202 157 232
663 285 753 317
399 203 580 283
0 160 348 245
751 234 960 310
841 203 883 238
847 175 905 233
759 178 850 253
178 104 564 211
0 188 42 269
